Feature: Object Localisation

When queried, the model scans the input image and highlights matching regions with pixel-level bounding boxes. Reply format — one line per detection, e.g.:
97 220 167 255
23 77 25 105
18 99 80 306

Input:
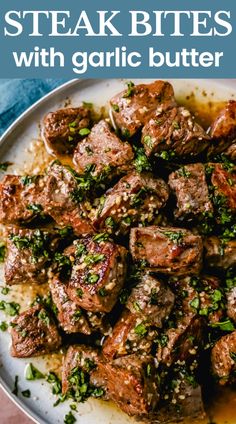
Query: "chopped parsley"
54 253 72 274
1 286 9 295
21 175 37 186
0 321 8 331
38 309 50 327
64 411 76 424
156 334 169 347
47 372 62 395
0 241 6 263
210 319 235 332
82 101 93 109
84 253 105 265
79 128 91 136
134 323 148 337
86 273 99 284
25 363 44 381
10 229 51 263
178 166 191 178
133 147 152 173
93 233 110 243
156 150 176 161
105 216 115 228
163 231 183 245
143 135 153 149
26 203 43 214
22 389 31 398
12 375 19 396
0 300 20 316
112 104 119 112
98 288 108 297
0 162 11 172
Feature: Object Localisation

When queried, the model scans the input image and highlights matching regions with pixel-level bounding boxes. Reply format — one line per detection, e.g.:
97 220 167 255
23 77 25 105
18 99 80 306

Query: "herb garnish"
25 363 44 380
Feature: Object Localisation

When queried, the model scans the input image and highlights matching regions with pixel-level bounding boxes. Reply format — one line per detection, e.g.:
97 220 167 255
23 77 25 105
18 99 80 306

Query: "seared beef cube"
91 354 159 417
86 311 110 335
102 309 156 360
130 226 203 276
210 163 236 214
227 287 236 323
94 172 169 235
157 368 205 422
5 227 59 285
209 100 236 156
73 120 134 179
141 107 210 159
43 106 91 155
211 331 236 384
49 275 91 334
43 161 94 236
168 163 213 220
67 237 127 313
225 142 236 161
10 305 61 357
110 80 176 138
0 175 46 225
126 272 175 327
204 236 236 269
62 345 100 394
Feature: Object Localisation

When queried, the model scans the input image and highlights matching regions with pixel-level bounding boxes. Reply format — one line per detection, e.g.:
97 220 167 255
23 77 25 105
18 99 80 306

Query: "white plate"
0 78 236 424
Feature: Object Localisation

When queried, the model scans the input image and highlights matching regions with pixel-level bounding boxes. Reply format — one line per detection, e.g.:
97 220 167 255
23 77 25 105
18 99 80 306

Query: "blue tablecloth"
0 79 68 136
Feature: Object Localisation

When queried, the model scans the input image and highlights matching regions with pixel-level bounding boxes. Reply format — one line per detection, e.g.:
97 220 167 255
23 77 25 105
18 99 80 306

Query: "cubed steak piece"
43 106 91 155
73 120 134 180
102 308 156 360
156 277 206 367
110 80 176 138
168 163 213 220
5 227 59 285
126 272 175 327
211 331 236 385
157 368 206 422
67 236 127 313
225 142 236 161
43 161 94 236
94 172 169 235
130 226 203 276
91 354 159 417
204 236 236 269
62 345 101 394
10 305 61 357
209 100 236 156
210 163 236 214
141 107 210 159
49 275 91 334
0 175 46 225
227 287 236 323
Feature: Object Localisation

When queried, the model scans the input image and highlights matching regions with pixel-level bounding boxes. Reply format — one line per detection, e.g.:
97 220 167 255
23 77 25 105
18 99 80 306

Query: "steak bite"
168 163 213 220
43 161 94 236
43 106 92 156
130 226 203 276
62 345 101 394
73 120 134 180
210 163 236 214
102 308 157 360
204 236 236 270
5 227 59 285
110 80 176 138
0 175 46 225
211 331 236 385
10 305 61 358
141 106 210 159
91 354 159 417
67 236 127 313
94 172 169 235
209 100 236 156
49 275 91 334
126 272 175 327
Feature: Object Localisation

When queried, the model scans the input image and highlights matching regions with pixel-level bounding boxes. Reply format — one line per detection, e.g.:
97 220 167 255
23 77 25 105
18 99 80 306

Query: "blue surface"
0 79 68 136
